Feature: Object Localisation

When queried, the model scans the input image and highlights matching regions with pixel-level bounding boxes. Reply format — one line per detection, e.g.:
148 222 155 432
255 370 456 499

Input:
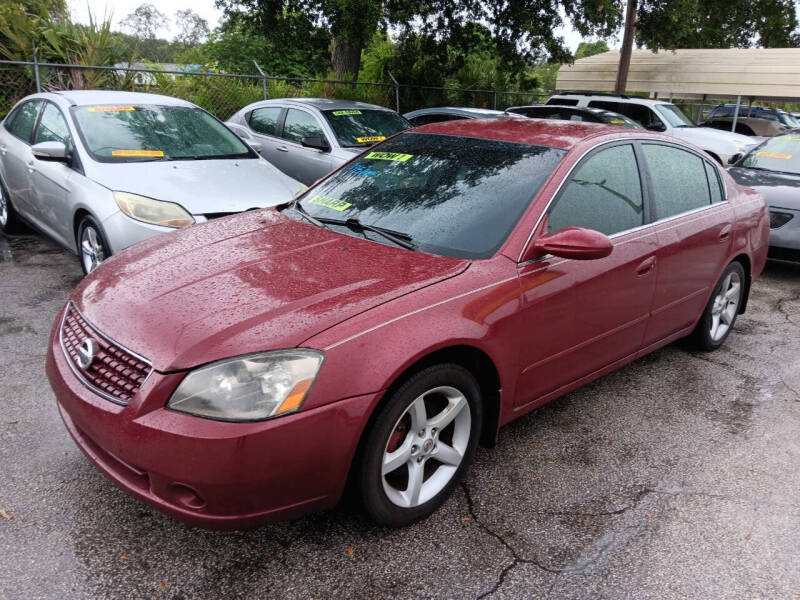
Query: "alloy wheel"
709 271 742 342
80 225 106 273
0 186 8 227
381 385 471 508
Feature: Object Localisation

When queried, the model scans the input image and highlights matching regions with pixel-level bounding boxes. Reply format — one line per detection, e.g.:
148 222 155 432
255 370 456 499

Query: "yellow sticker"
365 151 413 162
111 149 165 157
777 135 800 141
610 119 626 124
88 106 135 113
308 195 352 212
757 151 793 160
356 136 386 143
332 110 362 116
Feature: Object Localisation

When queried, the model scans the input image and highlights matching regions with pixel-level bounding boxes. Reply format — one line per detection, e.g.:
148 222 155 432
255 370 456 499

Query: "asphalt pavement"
2 230 799 600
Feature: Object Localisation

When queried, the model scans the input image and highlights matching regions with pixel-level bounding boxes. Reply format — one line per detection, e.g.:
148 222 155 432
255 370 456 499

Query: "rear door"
273 108 335 184
246 105 286 167
515 142 659 406
0 99 42 219
28 101 77 247
588 101 667 132
640 143 734 344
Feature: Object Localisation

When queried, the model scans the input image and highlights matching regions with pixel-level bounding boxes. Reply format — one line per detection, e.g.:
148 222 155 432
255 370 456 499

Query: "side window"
588 100 621 113
643 144 711 219
705 162 723 204
6 100 41 142
620 104 664 131
547 144 644 236
248 107 281 136
282 109 326 144
34 103 72 147
547 98 579 106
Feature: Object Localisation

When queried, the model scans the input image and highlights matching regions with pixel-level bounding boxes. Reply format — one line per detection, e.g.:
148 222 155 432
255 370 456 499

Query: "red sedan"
46 119 769 528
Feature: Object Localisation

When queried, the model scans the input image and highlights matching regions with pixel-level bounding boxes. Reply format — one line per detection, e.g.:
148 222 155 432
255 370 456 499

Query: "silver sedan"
0 90 304 273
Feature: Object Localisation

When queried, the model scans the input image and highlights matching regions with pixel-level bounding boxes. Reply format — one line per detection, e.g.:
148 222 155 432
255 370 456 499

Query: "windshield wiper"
318 216 416 251
292 203 328 229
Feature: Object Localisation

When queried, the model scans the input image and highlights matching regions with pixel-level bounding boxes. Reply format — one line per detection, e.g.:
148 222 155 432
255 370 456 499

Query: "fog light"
169 483 205 510
770 211 793 229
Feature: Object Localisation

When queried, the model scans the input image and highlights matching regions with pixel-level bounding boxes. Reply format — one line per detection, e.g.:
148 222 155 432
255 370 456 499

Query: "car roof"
403 107 506 118
257 97 394 112
410 117 630 150
550 93 670 107
45 89 195 107
510 104 612 115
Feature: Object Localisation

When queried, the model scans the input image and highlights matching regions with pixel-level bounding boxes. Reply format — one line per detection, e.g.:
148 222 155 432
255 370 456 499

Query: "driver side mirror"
32 141 68 162
647 121 667 132
727 153 743 166
522 226 613 262
301 136 330 152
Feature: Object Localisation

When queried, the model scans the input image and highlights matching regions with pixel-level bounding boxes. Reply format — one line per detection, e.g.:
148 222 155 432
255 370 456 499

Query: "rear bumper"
46 315 377 529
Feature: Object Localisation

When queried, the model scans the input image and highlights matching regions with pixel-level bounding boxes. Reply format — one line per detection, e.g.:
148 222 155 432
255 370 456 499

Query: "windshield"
322 109 410 148
293 133 565 258
741 135 800 175
72 104 254 162
780 112 800 128
655 104 696 128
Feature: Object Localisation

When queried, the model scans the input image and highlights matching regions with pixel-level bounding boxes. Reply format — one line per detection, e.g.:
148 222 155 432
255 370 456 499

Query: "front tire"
76 215 111 274
691 261 745 351
357 364 483 527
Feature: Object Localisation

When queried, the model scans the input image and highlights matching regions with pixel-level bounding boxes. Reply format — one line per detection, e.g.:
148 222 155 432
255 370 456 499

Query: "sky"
70 0 596 52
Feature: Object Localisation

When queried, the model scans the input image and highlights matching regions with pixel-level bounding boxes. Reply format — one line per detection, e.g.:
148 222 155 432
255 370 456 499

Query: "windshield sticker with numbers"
356 136 386 143
364 151 413 162
332 110 362 116
308 195 352 211
111 149 164 157
88 106 135 113
757 151 793 159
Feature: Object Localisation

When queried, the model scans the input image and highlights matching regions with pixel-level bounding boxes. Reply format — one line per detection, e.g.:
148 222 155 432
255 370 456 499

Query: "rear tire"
691 261 745 351
76 215 111 275
0 180 23 234
357 364 483 527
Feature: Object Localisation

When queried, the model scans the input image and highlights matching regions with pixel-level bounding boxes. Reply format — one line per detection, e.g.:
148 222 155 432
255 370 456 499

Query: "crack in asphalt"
462 483 654 599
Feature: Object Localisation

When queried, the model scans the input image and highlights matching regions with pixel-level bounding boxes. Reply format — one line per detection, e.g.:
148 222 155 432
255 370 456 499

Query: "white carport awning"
556 49 800 101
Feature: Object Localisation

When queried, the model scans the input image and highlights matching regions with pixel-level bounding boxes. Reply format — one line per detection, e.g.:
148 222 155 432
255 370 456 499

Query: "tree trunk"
331 37 362 82
615 0 638 94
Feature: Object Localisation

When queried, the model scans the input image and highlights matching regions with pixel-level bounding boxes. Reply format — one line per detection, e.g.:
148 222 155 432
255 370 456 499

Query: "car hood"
671 127 756 153
85 158 303 215
728 167 800 210
71 209 469 371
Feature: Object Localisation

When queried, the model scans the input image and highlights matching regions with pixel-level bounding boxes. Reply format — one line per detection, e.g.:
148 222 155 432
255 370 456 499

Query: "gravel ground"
2 230 799 600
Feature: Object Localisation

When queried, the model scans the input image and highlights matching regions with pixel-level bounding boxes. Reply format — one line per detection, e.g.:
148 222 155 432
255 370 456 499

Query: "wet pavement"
2 230 799 600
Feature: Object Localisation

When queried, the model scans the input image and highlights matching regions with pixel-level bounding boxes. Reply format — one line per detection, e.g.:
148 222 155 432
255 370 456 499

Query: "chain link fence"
0 59 548 120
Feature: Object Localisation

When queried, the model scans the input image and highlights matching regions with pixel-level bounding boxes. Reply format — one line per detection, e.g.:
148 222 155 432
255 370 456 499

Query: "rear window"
294 133 565 258
322 109 410 148
73 104 254 163
248 107 281 136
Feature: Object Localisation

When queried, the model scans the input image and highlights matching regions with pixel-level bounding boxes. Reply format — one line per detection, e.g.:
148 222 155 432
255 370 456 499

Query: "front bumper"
46 313 378 529
100 210 179 255
768 206 800 261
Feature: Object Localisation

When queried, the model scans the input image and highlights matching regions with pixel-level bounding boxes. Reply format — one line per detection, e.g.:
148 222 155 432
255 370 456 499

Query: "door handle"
0 145 7 156
276 145 289 152
26 161 36 174
636 256 656 275
718 224 732 240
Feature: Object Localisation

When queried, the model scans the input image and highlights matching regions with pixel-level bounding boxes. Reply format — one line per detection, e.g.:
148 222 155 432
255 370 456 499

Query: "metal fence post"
492 91 497 110
33 50 41 93
253 60 268 100
731 94 741 133
388 71 400 113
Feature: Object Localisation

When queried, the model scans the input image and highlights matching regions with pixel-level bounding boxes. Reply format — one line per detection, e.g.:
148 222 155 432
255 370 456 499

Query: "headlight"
167 349 324 422
114 191 195 228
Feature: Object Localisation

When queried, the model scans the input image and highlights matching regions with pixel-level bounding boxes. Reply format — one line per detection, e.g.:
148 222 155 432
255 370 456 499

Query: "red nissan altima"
46 119 769 528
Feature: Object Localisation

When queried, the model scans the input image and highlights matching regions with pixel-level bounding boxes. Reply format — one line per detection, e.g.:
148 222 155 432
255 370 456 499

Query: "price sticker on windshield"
111 149 165 157
356 136 386 143
756 151 793 159
332 110 362 116
88 106 135 113
364 151 413 162
777 135 800 141
308 195 352 211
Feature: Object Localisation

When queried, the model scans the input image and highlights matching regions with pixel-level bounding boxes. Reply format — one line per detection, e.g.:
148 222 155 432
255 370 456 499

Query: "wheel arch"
731 252 752 314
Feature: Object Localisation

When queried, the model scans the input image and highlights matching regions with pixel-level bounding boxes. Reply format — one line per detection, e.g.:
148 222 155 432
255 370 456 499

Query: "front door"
273 108 334 185
515 142 659 407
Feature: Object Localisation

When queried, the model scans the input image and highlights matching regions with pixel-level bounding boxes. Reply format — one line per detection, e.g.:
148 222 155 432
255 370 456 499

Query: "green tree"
175 9 210 46
120 4 167 40
575 40 610 59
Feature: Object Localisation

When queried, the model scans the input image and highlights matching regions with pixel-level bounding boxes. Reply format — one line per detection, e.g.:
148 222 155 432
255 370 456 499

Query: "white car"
0 90 304 273
547 93 756 165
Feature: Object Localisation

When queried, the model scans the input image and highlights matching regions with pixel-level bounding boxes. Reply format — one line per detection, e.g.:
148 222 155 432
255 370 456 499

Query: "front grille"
60 302 152 405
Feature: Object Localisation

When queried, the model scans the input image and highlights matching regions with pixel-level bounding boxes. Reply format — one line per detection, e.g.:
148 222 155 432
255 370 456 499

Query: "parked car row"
701 104 800 137
0 87 789 530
